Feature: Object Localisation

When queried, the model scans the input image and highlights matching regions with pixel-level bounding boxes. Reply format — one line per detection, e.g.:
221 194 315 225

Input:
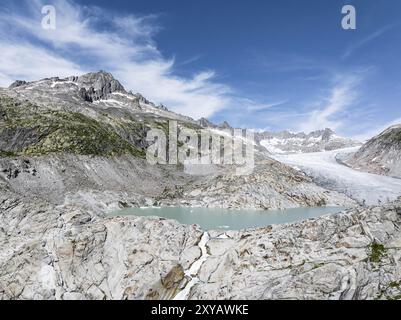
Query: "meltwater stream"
173 232 210 300
109 206 345 231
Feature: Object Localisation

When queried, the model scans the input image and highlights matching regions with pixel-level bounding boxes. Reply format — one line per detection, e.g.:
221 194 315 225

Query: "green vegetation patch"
0 95 145 157
368 242 387 263
389 281 401 289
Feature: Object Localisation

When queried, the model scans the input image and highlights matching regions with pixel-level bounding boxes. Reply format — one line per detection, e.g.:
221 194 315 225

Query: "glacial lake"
109 206 345 231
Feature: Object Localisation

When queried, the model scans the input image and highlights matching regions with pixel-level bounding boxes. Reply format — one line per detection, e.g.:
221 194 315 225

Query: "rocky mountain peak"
7 71 127 103
196 118 234 130
77 71 121 87
75 71 126 102
8 80 28 89
320 128 335 141
218 121 233 130
197 117 217 128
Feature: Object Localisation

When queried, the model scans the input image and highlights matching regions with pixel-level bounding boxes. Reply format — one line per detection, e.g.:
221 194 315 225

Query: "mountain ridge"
7 71 362 151
255 128 361 154
345 124 401 178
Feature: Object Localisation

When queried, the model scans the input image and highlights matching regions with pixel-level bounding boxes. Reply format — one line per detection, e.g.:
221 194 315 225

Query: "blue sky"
0 0 400 139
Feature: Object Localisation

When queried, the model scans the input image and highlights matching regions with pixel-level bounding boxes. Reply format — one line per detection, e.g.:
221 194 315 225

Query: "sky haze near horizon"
0 0 400 140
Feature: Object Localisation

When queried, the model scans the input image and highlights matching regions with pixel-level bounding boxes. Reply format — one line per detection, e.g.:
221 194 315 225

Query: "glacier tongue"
273 147 401 205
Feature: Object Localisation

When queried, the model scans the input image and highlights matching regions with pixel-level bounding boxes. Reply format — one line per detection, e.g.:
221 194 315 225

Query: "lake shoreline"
108 205 346 231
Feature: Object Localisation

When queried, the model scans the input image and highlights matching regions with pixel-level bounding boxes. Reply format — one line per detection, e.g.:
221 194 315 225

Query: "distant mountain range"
197 118 361 155
255 129 361 154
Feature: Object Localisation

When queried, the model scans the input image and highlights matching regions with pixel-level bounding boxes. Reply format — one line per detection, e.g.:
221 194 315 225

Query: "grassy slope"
0 95 146 157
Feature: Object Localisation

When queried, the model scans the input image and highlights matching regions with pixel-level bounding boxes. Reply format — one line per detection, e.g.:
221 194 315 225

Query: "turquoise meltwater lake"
109 206 345 231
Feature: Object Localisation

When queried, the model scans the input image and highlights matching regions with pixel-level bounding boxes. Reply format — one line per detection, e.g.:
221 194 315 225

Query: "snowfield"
273 147 401 205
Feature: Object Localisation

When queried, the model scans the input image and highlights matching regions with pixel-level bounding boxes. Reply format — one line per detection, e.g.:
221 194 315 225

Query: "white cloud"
298 75 360 133
0 0 231 119
243 99 288 112
0 41 85 87
342 24 396 59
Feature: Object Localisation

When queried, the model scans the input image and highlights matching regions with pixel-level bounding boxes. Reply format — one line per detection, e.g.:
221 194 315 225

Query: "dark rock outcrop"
197 117 217 128
9 80 27 89
218 121 232 130
76 71 126 102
